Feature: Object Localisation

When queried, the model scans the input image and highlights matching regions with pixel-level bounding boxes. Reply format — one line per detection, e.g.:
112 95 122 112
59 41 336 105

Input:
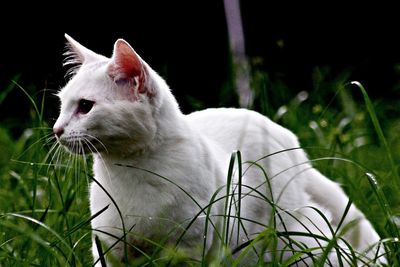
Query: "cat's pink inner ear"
108 39 143 82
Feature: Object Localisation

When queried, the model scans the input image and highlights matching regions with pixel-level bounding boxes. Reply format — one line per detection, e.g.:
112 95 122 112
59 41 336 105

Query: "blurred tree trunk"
223 0 253 108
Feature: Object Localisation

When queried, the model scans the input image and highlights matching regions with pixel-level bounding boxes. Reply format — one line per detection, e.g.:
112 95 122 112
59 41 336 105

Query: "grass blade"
95 235 108 267
350 81 400 190
0 75 20 104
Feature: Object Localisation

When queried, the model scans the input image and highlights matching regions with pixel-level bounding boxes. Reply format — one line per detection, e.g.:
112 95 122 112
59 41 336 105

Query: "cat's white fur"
54 34 385 266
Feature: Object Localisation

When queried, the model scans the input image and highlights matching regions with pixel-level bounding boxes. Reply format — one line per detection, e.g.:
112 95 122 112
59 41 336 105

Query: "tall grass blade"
365 172 400 264
95 235 108 267
350 81 400 190
236 151 242 246
2 212 79 264
12 80 42 122
223 152 236 246
0 75 20 104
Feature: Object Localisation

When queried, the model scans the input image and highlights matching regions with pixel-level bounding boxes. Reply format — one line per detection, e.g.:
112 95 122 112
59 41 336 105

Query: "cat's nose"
53 127 64 138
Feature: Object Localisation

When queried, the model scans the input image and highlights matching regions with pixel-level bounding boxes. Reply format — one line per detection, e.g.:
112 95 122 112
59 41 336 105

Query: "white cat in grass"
54 34 385 266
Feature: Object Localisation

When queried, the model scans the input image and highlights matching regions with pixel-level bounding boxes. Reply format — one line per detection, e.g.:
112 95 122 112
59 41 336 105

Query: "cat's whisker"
15 132 54 160
85 134 109 153
75 142 81 180
44 134 57 147
41 134 59 158
43 138 58 160
74 139 81 180
48 134 59 146
82 136 112 185
44 140 61 172
70 145 75 179
80 139 91 183
82 137 97 184
44 143 57 174
80 138 94 185
64 140 75 178
49 141 64 168
77 139 85 183
59 144 68 170
83 135 101 154
49 142 67 178
82 137 107 171
55 144 66 167
44 139 56 151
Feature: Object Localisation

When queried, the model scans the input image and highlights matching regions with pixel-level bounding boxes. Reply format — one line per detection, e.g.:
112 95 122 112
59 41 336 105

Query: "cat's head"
54 34 175 156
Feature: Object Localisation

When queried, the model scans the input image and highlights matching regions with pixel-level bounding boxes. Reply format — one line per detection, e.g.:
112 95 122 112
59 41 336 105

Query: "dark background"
1 2 400 135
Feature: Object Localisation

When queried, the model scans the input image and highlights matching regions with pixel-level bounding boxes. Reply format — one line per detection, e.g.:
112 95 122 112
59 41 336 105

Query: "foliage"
0 67 399 266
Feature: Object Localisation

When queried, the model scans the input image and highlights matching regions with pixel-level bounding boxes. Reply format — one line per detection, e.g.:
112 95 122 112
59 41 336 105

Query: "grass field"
0 67 399 266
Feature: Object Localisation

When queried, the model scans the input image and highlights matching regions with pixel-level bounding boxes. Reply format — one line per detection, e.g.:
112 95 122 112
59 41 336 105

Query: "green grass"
0 67 399 266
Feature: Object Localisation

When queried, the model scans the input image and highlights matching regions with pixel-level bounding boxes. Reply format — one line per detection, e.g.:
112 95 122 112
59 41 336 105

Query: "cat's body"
54 35 384 266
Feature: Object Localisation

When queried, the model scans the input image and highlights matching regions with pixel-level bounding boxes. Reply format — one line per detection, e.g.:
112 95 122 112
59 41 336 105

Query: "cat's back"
186 108 301 156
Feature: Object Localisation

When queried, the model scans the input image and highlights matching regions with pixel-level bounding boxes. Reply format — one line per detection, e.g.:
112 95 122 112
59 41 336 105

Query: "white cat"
54 34 385 266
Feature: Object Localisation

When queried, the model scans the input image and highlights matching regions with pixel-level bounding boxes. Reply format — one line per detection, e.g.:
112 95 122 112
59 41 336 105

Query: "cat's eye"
77 99 95 115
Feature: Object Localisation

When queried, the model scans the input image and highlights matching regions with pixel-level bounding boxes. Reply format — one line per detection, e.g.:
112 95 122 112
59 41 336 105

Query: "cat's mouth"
58 136 106 155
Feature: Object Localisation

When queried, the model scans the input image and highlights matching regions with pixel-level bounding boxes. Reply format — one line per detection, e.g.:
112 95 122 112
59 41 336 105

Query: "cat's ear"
63 34 100 67
107 39 147 94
